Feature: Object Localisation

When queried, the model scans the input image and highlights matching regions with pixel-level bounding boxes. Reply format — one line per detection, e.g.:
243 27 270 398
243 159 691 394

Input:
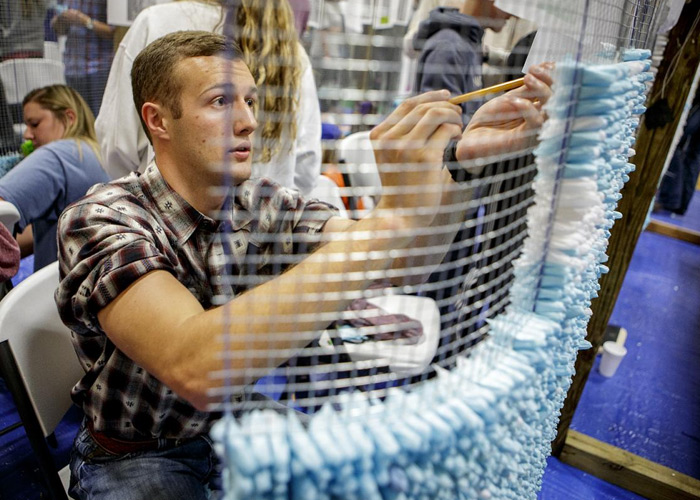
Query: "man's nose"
233 103 257 136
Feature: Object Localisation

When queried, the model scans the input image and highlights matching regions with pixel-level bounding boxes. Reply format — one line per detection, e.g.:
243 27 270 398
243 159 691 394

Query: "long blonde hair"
235 0 301 163
23 85 101 159
21 0 44 17
175 0 302 162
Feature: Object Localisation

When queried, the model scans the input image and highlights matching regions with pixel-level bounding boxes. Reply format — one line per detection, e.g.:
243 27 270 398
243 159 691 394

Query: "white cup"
599 341 627 377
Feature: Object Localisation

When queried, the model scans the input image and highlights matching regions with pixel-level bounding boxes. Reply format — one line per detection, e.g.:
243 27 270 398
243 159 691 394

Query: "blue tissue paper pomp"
211 48 653 500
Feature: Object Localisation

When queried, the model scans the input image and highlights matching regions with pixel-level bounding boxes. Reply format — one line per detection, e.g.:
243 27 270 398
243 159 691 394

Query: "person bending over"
0 84 109 272
56 31 551 499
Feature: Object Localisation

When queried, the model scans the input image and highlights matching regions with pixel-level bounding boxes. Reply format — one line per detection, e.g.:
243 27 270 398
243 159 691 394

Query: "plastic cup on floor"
599 341 627 377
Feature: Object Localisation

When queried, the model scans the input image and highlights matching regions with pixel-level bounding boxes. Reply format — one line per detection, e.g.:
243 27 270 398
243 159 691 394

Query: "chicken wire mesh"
0 0 676 498
202 0 667 415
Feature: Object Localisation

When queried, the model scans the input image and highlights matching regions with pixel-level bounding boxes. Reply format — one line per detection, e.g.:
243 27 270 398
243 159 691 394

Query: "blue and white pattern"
210 49 653 500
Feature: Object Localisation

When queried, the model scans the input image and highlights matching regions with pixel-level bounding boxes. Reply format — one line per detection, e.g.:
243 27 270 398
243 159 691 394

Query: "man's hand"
455 63 554 173
369 90 463 217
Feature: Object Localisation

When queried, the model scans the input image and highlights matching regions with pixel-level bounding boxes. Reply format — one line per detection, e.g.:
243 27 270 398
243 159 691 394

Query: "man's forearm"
389 168 475 286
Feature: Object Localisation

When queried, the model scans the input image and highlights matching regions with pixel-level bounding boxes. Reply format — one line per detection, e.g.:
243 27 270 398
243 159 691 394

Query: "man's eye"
213 96 229 106
246 98 257 108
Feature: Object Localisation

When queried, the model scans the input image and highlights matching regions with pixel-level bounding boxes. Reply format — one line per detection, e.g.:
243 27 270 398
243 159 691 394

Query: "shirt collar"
141 162 219 245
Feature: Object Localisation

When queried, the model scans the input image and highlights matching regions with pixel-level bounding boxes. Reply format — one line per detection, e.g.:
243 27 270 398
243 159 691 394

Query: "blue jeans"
68 420 222 500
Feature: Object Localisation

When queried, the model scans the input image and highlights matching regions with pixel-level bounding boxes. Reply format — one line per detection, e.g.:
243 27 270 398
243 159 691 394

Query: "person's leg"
68 421 221 500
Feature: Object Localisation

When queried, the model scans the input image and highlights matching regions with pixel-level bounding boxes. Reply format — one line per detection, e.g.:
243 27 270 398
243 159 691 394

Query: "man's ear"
142 102 170 141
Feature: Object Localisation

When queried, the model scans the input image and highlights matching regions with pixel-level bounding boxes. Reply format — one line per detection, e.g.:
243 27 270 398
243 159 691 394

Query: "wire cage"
204 1 667 499
206 0 665 409
0 0 674 498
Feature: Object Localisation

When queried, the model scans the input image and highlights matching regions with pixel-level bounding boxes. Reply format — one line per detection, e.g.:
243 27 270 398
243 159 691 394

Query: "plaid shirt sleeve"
55 191 178 336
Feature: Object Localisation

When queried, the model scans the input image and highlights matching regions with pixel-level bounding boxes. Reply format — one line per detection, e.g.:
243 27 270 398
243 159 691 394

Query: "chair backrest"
0 261 83 437
0 200 20 230
336 130 382 208
0 59 66 107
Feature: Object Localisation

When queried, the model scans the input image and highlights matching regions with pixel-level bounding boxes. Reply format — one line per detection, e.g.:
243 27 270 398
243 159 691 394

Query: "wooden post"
552 0 700 455
561 431 700 500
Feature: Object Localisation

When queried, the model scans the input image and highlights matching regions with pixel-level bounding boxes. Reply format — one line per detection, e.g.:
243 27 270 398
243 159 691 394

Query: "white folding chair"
0 58 66 104
0 261 83 499
0 58 66 136
0 199 20 230
336 130 382 212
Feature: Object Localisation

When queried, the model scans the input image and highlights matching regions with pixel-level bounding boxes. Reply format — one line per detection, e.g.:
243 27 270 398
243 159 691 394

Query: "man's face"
166 56 258 186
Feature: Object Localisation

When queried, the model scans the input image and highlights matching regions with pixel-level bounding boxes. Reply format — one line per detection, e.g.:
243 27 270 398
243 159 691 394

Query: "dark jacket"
413 7 484 125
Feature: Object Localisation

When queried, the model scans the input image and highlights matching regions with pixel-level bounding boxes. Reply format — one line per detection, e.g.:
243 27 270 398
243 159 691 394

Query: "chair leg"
0 420 22 437
0 341 69 500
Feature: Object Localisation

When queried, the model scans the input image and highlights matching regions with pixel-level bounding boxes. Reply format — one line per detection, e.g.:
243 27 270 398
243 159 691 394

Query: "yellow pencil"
448 77 525 105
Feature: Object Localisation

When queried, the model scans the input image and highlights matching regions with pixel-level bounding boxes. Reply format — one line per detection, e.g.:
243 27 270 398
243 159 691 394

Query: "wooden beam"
552 0 700 455
646 219 700 246
560 431 700 500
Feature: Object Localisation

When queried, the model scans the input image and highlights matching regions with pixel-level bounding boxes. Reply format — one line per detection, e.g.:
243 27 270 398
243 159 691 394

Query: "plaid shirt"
55 163 336 440
61 0 112 76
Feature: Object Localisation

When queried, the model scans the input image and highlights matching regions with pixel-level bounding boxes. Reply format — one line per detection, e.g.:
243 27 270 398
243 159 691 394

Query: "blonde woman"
0 84 109 271
96 0 321 196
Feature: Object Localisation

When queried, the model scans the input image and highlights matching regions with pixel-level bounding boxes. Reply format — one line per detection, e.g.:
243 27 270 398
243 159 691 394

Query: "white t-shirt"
95 1 321 195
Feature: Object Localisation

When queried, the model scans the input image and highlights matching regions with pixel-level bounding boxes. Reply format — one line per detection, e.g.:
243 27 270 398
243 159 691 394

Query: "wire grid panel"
0 0 667 497
206 0 666 496
208 3 548 414
207 0 667 416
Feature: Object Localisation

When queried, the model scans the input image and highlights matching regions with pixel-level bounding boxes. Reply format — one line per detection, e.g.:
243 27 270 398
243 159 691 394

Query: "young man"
56 31 551 498
414 0 512 125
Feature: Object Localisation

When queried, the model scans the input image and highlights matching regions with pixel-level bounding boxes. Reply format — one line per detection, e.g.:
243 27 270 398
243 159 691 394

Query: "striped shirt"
55 163 336 440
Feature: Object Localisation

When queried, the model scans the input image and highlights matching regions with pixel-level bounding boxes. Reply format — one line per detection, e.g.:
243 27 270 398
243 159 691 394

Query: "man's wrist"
443 139 476 183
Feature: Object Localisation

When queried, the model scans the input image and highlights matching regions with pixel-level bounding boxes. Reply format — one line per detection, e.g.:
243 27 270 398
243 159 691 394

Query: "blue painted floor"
569 193 700 479
2 193 698 499
539 456 647 499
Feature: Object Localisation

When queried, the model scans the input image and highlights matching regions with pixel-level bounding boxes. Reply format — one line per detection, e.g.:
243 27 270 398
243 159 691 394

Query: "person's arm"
0 196 32 256
95 17 152 178
0 222 20 282
51 8 114 40
95 91 464 411
15 225 33 258
0 146 67 241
